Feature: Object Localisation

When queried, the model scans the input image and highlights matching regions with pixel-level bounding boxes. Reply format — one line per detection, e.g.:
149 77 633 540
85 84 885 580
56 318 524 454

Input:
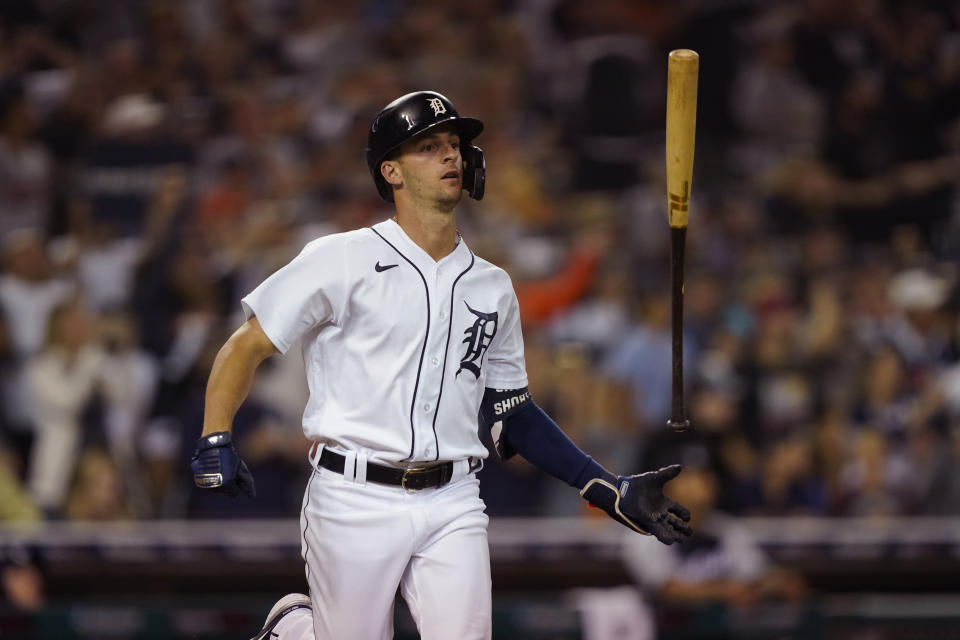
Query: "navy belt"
316 448 456 492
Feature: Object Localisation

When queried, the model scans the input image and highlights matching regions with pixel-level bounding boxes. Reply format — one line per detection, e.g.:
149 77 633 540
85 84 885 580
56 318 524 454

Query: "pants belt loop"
450 459 466 483
451 457 481 483
309 442 324 471
354 451 368 486
342 451 358 483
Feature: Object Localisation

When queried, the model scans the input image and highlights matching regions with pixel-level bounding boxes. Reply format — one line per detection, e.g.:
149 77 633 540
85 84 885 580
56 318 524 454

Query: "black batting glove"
191 431 256 498
581 464 692 544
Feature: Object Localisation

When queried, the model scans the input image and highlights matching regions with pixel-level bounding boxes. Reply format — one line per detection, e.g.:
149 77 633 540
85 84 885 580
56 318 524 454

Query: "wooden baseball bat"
665 49 699 433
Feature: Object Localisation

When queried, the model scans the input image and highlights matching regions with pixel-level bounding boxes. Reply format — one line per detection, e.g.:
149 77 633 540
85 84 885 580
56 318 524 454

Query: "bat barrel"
666 49 698 230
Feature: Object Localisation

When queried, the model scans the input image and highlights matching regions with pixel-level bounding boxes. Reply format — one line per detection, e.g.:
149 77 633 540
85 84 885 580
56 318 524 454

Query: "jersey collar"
373 218 472 273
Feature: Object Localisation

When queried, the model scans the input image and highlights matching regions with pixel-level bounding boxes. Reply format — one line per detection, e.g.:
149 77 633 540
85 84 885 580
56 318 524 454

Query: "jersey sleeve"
483 285 528 389
240 235 347 354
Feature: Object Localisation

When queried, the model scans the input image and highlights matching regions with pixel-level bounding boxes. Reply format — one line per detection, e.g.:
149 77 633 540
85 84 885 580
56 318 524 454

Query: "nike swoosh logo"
375 261 399 272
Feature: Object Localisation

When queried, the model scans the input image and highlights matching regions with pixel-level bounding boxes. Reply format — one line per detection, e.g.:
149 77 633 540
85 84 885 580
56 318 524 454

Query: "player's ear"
381 160 402 188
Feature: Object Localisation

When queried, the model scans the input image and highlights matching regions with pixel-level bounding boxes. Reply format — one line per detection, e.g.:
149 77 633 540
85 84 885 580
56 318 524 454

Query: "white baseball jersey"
241 218 528 465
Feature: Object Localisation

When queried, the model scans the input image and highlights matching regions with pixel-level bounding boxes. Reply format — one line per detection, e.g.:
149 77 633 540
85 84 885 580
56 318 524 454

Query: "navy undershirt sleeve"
480 387 610 490
503 402 609 489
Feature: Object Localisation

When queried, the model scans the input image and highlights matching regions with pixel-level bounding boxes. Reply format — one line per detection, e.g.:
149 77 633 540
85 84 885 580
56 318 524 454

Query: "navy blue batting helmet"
365 91 485 202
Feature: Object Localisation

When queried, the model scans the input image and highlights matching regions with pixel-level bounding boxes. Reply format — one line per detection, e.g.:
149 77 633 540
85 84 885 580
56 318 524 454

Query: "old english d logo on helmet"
427 97 447 117
366 91 486 203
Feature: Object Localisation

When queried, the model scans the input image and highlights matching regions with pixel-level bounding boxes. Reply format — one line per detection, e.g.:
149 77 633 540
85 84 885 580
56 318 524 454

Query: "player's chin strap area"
579 477 651 536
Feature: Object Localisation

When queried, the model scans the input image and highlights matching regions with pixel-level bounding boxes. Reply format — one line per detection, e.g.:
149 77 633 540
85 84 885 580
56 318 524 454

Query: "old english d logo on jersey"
456 301 498 379
427 97 447 117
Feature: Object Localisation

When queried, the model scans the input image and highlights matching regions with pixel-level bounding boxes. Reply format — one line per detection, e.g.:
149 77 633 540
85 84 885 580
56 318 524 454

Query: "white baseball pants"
298 448 491 640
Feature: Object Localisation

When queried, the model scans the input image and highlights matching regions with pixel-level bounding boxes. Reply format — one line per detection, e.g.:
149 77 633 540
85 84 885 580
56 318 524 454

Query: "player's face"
392 126 463 208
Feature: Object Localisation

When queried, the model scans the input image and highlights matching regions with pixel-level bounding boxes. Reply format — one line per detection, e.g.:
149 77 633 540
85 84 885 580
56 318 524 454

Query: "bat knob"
667 418 691 433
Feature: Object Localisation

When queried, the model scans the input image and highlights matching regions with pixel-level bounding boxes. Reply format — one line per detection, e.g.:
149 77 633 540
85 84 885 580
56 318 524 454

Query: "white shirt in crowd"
0 275 74 358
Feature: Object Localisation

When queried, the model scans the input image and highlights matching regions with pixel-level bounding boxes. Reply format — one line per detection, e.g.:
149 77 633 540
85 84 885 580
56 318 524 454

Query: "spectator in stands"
0 545 44 612
25 297 102 515
885 268 955 368
0 87 51 236
850 344 914 437
761 435 826 514
604 290 697 431
195 155 256 249
0 230 74 465
0 444 40 522
837 428 906 516
73 166 186 313
513 221 608 331
623 465 806 609
0 229 73 360
732 5 824 163
65 448 131 520
97 310 158 516
0 314 27 462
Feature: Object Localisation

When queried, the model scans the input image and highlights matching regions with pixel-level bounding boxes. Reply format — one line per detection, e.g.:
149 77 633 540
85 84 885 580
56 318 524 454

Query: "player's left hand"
190 431 257 498
581 464 692 544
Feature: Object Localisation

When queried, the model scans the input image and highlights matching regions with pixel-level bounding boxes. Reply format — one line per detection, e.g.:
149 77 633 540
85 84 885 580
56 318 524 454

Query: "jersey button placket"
435 264 447 320
417 265 449 460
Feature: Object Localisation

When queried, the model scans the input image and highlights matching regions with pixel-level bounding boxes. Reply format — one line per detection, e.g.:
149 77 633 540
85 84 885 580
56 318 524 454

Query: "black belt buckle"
401 465 434 492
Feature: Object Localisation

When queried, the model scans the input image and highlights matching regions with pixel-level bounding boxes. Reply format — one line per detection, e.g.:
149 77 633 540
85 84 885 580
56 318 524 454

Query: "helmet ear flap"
462 144 485 201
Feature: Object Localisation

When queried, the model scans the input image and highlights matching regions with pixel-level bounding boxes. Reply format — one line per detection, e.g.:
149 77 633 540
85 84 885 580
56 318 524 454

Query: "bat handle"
668 226 690 433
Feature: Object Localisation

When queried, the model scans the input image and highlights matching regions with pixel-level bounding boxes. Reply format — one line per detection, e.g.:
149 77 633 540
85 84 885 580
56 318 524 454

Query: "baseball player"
191 91 692 640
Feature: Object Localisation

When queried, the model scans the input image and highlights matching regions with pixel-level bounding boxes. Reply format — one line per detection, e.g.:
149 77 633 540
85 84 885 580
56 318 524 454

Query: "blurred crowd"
1 0 959 535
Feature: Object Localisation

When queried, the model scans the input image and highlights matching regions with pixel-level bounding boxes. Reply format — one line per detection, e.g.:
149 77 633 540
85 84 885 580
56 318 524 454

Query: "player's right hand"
191 431 256 498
